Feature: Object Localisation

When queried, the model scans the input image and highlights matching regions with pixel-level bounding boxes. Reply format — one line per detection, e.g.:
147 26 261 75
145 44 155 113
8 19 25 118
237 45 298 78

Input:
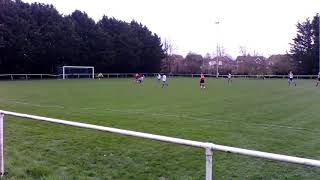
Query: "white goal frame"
62 66 94 80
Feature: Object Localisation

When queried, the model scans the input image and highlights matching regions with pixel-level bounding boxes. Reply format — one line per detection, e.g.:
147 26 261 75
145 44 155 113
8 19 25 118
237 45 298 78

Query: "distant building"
161 54 184 73
207 56 236 74
267 54 295 75
235 56 267 75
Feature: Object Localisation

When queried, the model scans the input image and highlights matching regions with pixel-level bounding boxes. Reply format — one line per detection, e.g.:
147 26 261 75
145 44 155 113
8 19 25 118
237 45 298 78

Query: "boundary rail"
0 74 58 80
0 73 318 80
0 110 319 179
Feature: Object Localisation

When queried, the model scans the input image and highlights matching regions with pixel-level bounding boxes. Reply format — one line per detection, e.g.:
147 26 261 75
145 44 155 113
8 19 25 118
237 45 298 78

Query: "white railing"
0 73 318 80
0 110 319 179
93 73 318 79
0 74 59 80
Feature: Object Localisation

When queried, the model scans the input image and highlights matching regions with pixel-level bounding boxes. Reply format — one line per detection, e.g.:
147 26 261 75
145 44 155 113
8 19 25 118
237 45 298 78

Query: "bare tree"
239 45 248 56
202 53 212 73
204 53 211 59
162 39 175 72
217 45 226 57
253 50 260 56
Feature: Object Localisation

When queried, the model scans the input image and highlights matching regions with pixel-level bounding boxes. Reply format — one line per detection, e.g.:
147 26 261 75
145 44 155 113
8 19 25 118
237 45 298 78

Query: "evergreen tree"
0 0 164 73
290 14 319 74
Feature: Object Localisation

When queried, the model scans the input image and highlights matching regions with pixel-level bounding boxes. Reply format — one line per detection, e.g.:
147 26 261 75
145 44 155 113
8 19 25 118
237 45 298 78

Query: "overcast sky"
23 0 320 58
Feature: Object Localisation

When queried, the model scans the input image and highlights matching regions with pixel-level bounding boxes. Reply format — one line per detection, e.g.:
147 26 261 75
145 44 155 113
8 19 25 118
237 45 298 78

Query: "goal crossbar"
0 110 319 179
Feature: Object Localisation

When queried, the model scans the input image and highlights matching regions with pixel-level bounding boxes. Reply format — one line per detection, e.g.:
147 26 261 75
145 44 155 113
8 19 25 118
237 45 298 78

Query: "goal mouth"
59 66 95 79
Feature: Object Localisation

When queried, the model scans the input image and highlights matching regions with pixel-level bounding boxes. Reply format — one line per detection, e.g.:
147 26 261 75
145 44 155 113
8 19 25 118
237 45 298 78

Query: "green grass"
0 78 319 179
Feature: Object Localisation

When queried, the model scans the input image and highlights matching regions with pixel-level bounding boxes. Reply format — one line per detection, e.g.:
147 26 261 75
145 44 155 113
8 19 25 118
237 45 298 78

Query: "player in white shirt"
288 71 296 86
316 72 320 87
157 73 161 81
161 74 168 88
138 75 144 83
97 73 103 80
227 73 232 84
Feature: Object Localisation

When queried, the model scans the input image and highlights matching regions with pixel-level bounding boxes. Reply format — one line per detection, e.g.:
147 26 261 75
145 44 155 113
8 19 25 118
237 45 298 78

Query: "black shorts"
289 78 293 81
318 78 320 81
200 79 204 83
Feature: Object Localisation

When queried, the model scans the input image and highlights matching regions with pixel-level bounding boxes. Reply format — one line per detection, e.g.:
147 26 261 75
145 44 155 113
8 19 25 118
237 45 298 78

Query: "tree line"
0 0 164 74
290 14 319 74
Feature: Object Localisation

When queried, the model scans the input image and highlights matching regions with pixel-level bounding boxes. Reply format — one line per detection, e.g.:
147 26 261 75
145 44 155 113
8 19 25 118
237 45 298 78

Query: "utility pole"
215 21 220 78
216 44 219 78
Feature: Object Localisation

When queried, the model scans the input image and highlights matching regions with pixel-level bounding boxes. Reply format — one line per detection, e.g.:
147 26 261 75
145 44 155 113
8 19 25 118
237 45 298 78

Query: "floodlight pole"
216 45 219 78
215 21 220 78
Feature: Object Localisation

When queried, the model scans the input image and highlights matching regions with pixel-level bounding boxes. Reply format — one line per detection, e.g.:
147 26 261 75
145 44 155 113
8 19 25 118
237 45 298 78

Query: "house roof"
235 56 267 64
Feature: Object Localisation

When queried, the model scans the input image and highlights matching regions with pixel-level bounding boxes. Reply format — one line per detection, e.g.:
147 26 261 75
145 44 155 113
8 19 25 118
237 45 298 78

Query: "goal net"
59 66 95 79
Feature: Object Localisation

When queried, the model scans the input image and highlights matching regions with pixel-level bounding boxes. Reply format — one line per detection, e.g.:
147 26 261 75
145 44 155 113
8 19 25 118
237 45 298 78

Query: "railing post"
0 113 4 177
205 147 213 180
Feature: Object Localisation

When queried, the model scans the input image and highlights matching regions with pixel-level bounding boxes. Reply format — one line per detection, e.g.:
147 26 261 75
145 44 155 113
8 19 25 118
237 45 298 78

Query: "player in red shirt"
200 73 205 89
134 73 139 83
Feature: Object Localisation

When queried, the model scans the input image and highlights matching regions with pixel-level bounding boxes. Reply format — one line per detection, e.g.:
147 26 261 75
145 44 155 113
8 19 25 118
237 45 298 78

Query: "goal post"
60 66 95 80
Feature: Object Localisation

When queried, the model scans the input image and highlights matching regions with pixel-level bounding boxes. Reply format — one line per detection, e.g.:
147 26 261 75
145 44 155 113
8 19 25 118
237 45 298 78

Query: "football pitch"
0 78 319 179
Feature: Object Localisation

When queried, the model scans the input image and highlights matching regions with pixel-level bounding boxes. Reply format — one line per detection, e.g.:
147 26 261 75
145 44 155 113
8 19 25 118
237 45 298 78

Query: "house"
207 56 236 74
267 54 295 74
235 56 267 75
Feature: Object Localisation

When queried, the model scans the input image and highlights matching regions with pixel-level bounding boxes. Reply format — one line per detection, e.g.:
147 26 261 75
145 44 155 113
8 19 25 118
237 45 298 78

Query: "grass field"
0 77 319 179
